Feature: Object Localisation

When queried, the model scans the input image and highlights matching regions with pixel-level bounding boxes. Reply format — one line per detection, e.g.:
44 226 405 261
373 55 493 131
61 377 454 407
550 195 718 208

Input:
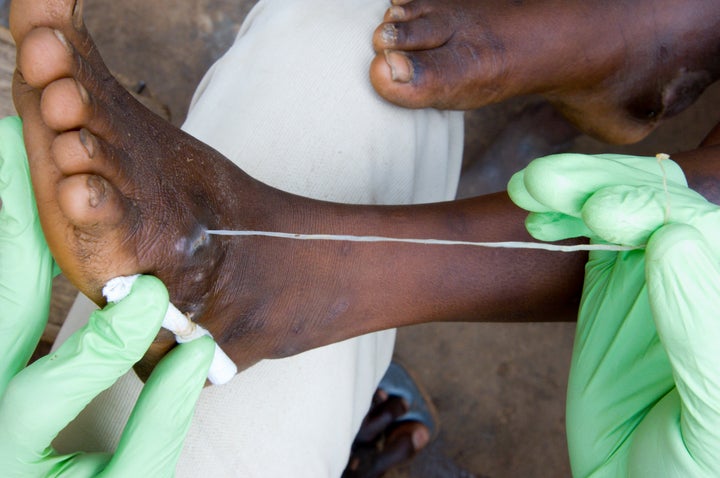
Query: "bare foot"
343 391 431 478
370 0 720 144
9 0 371 378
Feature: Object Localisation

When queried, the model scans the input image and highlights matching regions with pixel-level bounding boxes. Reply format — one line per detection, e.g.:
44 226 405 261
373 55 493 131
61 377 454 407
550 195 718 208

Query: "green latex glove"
0 115 55 392
0 116 215 477
509 152 720 478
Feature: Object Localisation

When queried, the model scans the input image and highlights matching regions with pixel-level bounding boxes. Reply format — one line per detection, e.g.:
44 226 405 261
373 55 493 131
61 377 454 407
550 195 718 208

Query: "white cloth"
53 0 464 476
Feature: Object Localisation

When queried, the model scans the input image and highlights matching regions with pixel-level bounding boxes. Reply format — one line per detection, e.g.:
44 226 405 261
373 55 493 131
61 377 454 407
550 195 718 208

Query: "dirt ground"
2 1 719 476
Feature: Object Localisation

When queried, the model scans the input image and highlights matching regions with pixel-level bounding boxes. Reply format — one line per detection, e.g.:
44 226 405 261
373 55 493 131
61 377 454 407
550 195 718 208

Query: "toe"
17 27 75 88
369 50 429 108
373 17 450 52
370 46 486 109
41 77 93 131
51 129 128 184
57 173 126 227
9 0 80 45
389 0 415 8
21 26 128 138
51 131 94 175
370 49 414 84
378 421 429 468
343 421 430 478
355 394 408 443
384 0 427 21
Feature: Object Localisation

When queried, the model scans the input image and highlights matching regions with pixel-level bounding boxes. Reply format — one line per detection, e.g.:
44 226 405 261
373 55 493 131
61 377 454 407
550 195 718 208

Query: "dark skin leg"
700 120 720 147
674 143 720 203
12 0 720 381
370 0 720 144
11 0 587 379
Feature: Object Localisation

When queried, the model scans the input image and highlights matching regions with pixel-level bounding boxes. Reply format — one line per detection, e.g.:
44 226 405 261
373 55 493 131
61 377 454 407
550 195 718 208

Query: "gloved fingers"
0 115 55 392
507 169 547 212
508 153 685 216
581 183 719 247
524 211 594 242
509 167 598 242
101 336 215 478
0 275 168 464
0 116 37 236
645 223 720 470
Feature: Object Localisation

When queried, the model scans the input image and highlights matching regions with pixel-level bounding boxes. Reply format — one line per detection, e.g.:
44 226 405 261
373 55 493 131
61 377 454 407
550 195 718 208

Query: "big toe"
10 0 82 44
370 50 425 108
370 48 478 109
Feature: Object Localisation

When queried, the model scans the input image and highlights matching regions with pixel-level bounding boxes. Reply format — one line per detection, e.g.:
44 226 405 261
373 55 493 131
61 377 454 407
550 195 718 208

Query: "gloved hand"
0 116 214 477
509 152 720 478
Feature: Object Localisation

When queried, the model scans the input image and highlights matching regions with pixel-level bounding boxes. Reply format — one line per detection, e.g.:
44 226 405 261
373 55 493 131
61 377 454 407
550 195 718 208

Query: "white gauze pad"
103 275 237 385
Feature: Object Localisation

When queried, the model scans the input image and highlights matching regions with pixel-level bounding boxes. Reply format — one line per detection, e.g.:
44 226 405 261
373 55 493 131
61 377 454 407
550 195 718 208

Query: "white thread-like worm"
205 230 640 252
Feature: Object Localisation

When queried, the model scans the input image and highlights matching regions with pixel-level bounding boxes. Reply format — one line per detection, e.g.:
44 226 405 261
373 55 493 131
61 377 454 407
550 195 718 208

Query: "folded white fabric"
103 274 237 385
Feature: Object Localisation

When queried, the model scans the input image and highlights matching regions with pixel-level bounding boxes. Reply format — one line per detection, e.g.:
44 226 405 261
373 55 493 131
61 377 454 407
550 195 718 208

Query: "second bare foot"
370 0 720 143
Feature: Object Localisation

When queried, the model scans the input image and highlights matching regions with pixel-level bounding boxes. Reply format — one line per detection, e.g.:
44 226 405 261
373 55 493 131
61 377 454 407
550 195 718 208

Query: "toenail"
75 81 91 104
79 129 95 158
411 426 430 450
381 24 399 44
73 0 85 29
53 29 72 54
384 50 414 83
14 70 26 85
86 176 106 208
387 6 405 21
